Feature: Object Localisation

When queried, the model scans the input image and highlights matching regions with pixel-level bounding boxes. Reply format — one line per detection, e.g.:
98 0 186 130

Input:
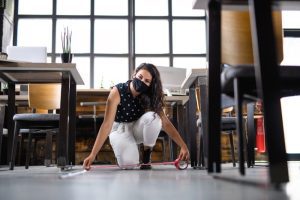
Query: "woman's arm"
160 112 190 161
83 87 120 169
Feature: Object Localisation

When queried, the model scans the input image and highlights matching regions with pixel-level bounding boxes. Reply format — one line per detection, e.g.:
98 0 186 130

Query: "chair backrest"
221 10 283 65
28 84 61 110
6 46 61 111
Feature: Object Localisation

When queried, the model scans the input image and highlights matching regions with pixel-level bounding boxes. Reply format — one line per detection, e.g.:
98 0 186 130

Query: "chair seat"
221 65 300 98
13 113 60 121
221 117 236 131
197 116 236 131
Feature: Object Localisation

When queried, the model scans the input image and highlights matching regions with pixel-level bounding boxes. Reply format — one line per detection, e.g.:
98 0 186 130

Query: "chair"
220 11 282 175
6 46 61 170
78 101 105 136
197 94 238 168
220 8 299 179
9 84 61 170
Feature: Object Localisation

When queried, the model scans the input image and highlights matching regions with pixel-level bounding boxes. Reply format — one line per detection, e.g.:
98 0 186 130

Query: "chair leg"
228 131 236 167
168 136 173 161
247 103 256 168
199 132 205 168
9 122 20 170
234 78 245 175
25 133 32 169
0 105 5 164
44 132 53 167
17 134 23 166
162 138 166 162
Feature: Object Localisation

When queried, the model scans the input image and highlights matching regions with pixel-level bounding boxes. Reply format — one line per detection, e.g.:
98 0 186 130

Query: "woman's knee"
112 143 139 169
140 111 162 127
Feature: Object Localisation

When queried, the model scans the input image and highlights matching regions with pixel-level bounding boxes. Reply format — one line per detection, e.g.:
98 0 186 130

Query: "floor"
0 162 299 200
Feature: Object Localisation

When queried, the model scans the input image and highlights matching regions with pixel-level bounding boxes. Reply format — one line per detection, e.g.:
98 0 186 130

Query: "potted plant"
61 27 72 63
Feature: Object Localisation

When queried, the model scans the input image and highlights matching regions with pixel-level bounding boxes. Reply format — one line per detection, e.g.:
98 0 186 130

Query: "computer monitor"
156 66 187 96
6 46 47 63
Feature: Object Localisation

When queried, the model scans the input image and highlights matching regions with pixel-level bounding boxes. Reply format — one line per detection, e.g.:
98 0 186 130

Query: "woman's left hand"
177 146 190 161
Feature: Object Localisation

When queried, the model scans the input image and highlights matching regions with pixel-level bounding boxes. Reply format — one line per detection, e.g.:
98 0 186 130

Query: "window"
94 57 128 89
18 0 52 15
172 20 206 54
14 0 206 88
135 0 168 16
56 19 91 53
135 20 169 54
17 19 52 50
281 11 300 154
94 0 128 16
94 19 128 53
57 0 91 15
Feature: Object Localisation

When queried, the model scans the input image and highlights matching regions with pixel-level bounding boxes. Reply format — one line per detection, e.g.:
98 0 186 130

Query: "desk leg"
57 73 70 168
68 79 77 165
170 103 178 161
199 84 208 168
249 0 289 184
188 88 198 167
177 104 186 151
0 105 5 163
7 83 16 165
207 0 222 173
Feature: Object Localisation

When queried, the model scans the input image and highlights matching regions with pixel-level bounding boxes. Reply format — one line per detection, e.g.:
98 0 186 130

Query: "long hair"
133 63 165 114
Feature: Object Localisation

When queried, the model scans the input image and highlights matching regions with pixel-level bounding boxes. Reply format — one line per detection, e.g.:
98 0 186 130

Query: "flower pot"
61 53 73 63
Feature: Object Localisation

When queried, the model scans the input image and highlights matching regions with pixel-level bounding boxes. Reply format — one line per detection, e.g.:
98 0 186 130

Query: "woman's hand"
83 154 96 170
177 146 190 161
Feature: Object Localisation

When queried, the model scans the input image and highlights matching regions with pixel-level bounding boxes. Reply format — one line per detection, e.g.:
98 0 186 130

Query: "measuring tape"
89 158 188 170
59 159 188 179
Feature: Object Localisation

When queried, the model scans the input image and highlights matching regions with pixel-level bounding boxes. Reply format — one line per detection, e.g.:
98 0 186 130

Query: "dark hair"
133 63 165 114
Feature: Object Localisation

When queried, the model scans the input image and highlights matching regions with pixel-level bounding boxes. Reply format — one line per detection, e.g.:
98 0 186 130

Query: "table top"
193 0 300 10
0 89 189 105
0 59 84 85
165 95 189 105
181 68 207 89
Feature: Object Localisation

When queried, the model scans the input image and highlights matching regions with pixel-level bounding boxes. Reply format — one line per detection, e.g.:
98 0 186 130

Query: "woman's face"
135 69 152 86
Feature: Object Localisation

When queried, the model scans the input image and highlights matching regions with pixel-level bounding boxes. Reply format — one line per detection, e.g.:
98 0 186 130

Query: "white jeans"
109 111 162 168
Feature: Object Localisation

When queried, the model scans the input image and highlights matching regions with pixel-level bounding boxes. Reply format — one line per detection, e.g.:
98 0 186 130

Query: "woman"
83 63 189 170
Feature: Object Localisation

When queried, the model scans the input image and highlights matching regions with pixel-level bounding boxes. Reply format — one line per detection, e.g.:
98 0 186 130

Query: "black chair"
78 101 106 136
219 8 285 176
196 87 245 168
9 84 61 170
197 116 237 168
222 64 300 168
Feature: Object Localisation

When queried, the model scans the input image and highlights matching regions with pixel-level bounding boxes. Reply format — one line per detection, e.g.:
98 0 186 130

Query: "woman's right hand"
83 154 96 170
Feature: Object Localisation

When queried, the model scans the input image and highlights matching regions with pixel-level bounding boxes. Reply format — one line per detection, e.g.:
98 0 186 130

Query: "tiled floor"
0 162 299 200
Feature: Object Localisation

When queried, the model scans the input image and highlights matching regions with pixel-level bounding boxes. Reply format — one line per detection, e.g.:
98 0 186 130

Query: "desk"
0 60 84 168
193 0 294 184
0 88 188 164
182 68 208 167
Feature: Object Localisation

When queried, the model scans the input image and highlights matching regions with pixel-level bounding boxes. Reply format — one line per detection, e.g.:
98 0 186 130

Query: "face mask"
132 78 149 93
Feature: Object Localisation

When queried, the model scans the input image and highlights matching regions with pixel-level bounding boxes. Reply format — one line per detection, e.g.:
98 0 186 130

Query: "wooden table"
0 60 84 169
